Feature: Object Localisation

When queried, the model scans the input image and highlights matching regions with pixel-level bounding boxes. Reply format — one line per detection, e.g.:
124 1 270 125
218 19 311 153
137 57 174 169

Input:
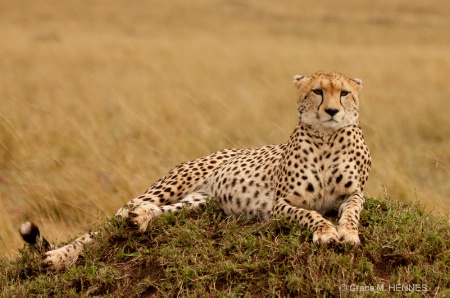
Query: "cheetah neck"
297 123 336 143
295 122 360 145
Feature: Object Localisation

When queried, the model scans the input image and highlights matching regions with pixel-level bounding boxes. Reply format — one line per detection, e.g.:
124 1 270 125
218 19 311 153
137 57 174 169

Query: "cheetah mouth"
325 119 339 123
322 118 341 127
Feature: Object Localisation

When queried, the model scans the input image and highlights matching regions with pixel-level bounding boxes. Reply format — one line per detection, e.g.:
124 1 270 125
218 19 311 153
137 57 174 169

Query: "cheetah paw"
127 204 162 233
312 224 339 246
337 226 360 246
115 205 130 219
41 246 79 271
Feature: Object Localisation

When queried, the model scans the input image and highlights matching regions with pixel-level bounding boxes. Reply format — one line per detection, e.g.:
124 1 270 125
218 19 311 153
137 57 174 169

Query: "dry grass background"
0 0 449 258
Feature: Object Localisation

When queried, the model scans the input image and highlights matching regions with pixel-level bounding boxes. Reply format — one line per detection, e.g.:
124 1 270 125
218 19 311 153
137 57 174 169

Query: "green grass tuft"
1 197 449 297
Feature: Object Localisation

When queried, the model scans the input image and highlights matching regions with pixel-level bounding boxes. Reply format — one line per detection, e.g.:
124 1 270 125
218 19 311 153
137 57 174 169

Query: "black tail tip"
19 221 41 245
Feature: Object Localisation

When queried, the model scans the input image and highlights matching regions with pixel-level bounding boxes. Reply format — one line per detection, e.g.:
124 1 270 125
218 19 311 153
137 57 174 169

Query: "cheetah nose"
325 108 339 117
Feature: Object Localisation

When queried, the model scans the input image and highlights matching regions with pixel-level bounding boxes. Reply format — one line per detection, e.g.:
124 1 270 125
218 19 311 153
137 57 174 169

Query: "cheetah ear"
292 75 306 89
350 77 363 91
350 78 362 85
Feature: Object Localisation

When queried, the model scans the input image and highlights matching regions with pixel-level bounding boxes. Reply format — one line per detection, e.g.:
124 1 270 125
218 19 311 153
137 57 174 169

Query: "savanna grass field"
1 0 450 295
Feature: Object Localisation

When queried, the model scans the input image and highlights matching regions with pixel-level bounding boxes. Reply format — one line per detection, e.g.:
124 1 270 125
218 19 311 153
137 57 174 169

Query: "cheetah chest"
275 127 370 214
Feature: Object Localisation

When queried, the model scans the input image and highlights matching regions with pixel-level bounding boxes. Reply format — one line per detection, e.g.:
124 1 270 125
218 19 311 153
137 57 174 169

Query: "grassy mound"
1 197 449 297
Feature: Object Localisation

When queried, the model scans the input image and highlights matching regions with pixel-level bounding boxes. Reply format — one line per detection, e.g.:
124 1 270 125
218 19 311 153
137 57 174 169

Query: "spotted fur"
20 71 371 271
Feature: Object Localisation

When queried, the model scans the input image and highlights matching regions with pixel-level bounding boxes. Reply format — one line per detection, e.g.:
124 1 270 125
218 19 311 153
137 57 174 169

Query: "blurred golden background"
1 0 449 257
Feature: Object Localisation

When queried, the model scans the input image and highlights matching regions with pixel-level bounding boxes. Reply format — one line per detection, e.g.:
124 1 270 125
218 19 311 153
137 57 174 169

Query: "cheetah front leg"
271 201 339 245
127 191 209 232
337 191 365 245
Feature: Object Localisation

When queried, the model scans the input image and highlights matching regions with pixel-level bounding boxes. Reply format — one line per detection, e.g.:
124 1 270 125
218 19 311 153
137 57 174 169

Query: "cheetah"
20 71 371 271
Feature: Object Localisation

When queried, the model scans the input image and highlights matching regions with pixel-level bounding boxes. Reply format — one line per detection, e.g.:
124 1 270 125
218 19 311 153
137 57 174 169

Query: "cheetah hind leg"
20 221 96 271
127 191 209 232
40 232 96 271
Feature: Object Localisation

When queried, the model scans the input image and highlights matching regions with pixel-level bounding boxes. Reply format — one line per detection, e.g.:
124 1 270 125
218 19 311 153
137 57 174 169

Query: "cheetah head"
293 71 363 130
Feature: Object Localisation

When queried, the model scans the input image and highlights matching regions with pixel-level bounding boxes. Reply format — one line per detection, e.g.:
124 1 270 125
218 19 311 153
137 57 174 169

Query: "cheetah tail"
19 221 53 254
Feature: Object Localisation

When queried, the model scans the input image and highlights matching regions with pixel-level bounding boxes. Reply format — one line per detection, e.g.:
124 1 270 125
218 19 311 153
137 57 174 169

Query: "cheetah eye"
312 89 323 96
340 90 350 97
